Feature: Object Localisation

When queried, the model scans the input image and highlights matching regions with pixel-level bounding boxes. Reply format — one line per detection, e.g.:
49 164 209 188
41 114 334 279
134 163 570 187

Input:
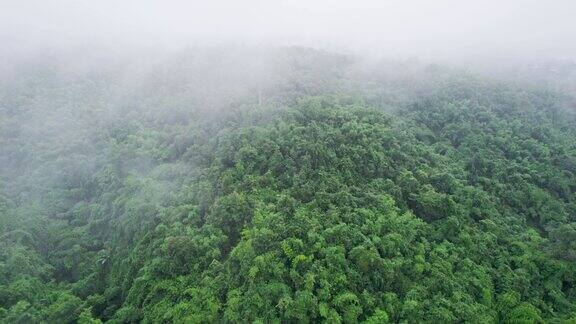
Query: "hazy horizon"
2 0 576 63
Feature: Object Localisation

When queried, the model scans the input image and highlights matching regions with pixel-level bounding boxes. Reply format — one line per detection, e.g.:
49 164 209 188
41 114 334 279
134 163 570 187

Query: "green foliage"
1 47 575 322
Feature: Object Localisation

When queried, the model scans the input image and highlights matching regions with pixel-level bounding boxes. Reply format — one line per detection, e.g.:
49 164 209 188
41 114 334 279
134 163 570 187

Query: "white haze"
1 0 576 63
1 0 576 203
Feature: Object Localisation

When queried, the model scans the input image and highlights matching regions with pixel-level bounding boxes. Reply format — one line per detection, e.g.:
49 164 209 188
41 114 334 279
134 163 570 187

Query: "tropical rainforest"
1 47 575 323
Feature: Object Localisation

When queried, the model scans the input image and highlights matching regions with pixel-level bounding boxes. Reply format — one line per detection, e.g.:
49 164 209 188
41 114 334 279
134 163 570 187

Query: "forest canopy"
1 46 576 323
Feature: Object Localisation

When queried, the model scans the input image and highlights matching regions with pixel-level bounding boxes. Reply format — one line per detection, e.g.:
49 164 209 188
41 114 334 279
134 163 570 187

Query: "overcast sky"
1 0 575 60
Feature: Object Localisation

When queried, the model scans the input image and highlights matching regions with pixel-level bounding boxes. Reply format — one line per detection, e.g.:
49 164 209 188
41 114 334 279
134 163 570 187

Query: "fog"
1 0 576 170
2 2 576 322
2 0 576 62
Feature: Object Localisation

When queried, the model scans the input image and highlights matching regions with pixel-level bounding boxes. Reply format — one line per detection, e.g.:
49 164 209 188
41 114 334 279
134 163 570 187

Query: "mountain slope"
1 48 575 323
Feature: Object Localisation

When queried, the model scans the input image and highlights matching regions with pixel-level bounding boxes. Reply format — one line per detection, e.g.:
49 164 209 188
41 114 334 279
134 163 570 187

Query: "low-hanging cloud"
1 0 576 62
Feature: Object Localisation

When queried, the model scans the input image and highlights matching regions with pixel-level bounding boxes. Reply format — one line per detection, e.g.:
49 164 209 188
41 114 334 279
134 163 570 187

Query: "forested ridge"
1 47 575 323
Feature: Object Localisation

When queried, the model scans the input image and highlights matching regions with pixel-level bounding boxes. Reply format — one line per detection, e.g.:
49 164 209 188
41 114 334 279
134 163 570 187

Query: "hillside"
1 47 575 323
